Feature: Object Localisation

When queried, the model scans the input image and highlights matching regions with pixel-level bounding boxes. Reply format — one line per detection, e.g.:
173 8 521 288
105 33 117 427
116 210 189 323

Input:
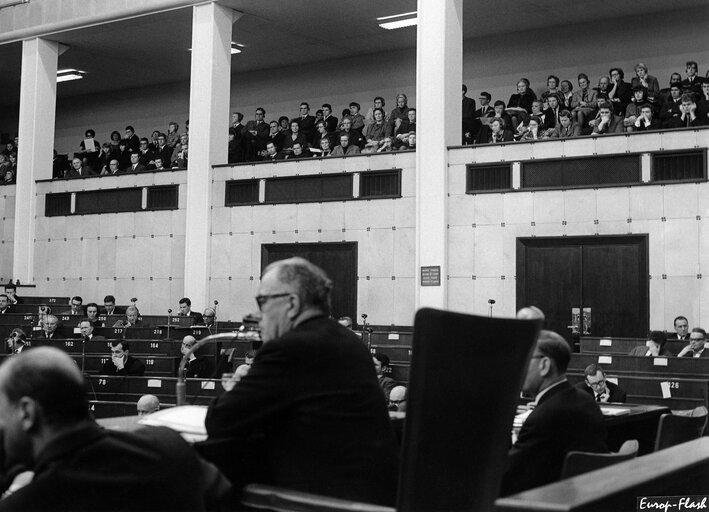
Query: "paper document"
139 405 208 435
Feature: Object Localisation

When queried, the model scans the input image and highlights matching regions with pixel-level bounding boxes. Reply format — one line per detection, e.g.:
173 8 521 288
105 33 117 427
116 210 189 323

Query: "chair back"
397 308 541 512
654 406 708 451
561 439 639 479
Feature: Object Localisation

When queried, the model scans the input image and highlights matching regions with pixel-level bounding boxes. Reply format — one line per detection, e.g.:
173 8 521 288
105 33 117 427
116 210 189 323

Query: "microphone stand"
176 332 245 406
488 299 496 318
167 308 172 341
213 300 219 333
361 313 371 351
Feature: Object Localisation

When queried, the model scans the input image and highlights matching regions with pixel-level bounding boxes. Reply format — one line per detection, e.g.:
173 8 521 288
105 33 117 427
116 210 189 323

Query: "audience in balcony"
571 73 598 128
608 68 633 116
633 104 660 132
660 84 683 128
631 63 661 103
592 102 624 135
331 133 361 157
363 108 390 153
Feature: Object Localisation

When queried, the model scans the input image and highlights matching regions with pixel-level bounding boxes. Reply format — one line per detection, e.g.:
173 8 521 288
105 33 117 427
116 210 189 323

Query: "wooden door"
517 236 648 344
261 242 358 321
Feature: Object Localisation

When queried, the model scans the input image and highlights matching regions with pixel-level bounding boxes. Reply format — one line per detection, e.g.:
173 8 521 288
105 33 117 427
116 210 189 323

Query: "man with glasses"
61 296 84 316
500 329 607 496
576 363 627 403
677 327 709 358
177 335 213 378
205 257 399 506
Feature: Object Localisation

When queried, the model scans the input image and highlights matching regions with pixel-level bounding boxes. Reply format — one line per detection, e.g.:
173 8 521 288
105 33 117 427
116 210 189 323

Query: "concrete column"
415 0 462 310
184 2 238 306
13 37 59 284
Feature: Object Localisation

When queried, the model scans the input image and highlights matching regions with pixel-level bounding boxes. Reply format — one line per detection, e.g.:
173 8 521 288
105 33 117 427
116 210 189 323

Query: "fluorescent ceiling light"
57 68 85 83
377 11 417 30
188 42 245 54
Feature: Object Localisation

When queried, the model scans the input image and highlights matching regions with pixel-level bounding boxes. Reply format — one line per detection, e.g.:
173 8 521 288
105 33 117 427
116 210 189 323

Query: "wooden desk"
495 437 709 512
600 403 669 455
570 353 709 378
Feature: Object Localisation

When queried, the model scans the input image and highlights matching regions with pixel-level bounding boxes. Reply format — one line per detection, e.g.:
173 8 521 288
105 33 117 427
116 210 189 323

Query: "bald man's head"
137 394 160 416
0 347 87 426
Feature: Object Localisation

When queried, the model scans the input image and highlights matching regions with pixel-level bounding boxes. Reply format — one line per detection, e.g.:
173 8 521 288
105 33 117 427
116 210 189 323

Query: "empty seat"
561 439 639 479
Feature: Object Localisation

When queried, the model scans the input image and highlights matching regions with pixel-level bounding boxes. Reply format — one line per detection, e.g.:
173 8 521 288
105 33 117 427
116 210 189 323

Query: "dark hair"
322 103 332 110
71 296 83 304
462 84 468 93
686 61 698 70
373 352 390 367
674 315 688 326
536 330 571 373
583 363 605 379
104 295 116 303
648 330 666 347
598 101 613 111
263 257 333 315
4 283 16 291
374 96 385 106
278 116 289 126
245 350 256 359
373 107 385 117
179 297 191 307
577 73 589 82
528 115 542 126
547 75 560 86
479 91 492 100
0 294 8 301
111 339 130 351
300 102 310 109
681 93 695 103
493 100 506 108
125 125 135 132
609 68 624 80
85 302 99 312
110 131 121 141
85 129 95 138
233 112 244 122
349 102 361 109
691 327 706 337
3 351 88 425
560 79 573 92
256 107 265 115
140 138 149 144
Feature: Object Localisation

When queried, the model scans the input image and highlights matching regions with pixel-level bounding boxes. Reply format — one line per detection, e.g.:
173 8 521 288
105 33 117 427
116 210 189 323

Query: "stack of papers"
139 405 208 443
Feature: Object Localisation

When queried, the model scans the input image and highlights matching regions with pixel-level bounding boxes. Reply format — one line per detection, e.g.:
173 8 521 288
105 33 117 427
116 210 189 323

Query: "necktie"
596 394 602 402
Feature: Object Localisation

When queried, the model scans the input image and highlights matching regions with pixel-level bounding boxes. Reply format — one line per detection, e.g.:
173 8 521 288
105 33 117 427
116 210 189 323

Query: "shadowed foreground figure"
0 347 230 511
205 257 399 506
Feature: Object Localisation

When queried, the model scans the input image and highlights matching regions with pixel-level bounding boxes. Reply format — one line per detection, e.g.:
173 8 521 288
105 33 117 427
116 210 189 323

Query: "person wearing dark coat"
575 363 627 403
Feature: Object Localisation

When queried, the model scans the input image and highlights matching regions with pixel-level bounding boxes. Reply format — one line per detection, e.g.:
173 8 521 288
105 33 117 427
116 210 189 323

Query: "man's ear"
17 397 39 433
286 294 302 320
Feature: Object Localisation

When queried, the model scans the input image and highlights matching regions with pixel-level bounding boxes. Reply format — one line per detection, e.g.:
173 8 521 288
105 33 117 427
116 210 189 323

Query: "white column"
415 0 462 310
13 38 59 284
184 2 237 306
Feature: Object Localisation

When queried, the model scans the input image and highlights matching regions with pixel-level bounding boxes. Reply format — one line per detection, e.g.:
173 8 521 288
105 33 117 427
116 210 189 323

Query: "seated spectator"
125 152 147 173
363 108 389 153
571 73 598 129
608 67 633 116
386 93 410 137
61 296 84 316
576 363 627 403
149 130 160 150
337 316 353 329
100 159 121 176
658 73 683 110
668 315 690 341
373 352 396 400
631 63 661 103
0 294 11 314
331 134 361 157
0 154 10 180
153 157 169 171
681 60 704 98
4 283 21 305
102 295 124 316
540 75 560 108
628 330 671 357
137 138 155 167
318 137 333 157
78 128 101 170
322 103 339 133
591 101 623 134
500 330 607 496
313 121 337 152
7 153 17 178
124 125 140 152
84 303 104 327
153 133 173 166
507 78 536 126
399 131 416 150
115 140 131 169
6 328 29 354
393 108 416 148
96 143 117 173
677 328 709 358
337 117 365 149
266 120 284 153
177 335 214 378
517 101 551 138
542 95 562 134
474 91 494 142
660 84 684 128
36 314 64 340
0 347 229 510
491 100 513 131
697 82 709 125
595 75 611 97
558 79 574 110
388 385 407 412
202 307 216 328
282 120 308 152
262 141 282 161
365 96 388 127
52 150 69 178
519 116 546 141
67 157 96 178
2 168 14 185
679 93 703 127
137 394 161 416
36 305 52 329
347 102 365 131
481 117 513 144
633 104 660 132
278 116 290 133
166 121 180 148
101 340 145 375
623 86 650 129
113 305 141 327
108 130 122 152
172 147 188 169
78 319 105 342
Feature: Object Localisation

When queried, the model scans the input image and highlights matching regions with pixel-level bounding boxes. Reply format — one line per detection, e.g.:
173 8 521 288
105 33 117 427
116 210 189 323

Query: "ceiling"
0 0 707 108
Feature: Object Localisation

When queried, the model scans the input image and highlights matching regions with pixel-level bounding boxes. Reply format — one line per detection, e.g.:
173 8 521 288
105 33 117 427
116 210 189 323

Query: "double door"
516 235 649 344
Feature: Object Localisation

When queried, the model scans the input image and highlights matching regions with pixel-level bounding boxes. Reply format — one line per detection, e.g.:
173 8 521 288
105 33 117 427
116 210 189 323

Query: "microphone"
214 300 218 306
167 309 173 340
488 299 496 318
176 332 251 406
361 313 368 320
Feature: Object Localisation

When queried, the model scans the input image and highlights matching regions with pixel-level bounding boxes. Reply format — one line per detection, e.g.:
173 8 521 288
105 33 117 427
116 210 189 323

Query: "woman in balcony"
623 86 650 131
507 78 536 128
363 108 389 153
487 118 514 144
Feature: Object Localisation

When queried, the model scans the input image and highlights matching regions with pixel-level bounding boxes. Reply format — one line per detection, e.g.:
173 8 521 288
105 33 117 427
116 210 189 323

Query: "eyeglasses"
586 379 606 389
255 293 292 310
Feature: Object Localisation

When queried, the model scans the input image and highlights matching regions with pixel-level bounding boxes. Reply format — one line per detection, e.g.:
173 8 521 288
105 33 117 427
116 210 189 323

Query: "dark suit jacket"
296 115 316 144
500 380 607 496
101 355 145 376
628 345 671 357
0 422 229 512
176 355 214 379
182 310 204 325
575 380 627 403
66 167 97 178
204 315 399 506
35 330 65 340
124 163 147 173
462 96 477 121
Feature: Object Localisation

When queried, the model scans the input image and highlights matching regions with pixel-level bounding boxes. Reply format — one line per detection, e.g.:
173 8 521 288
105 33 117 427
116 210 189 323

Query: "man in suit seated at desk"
677 327 709 358
500 330 607 496
177 335 213 378
668 315 690 341
576 363 627 403
78 319 105 342
0 347 230 510
101 295 125 316
0 294 11 315
628 330 672 357
178 297 203 325
35 315 65 341
101 340 145 376
112 305 141 328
